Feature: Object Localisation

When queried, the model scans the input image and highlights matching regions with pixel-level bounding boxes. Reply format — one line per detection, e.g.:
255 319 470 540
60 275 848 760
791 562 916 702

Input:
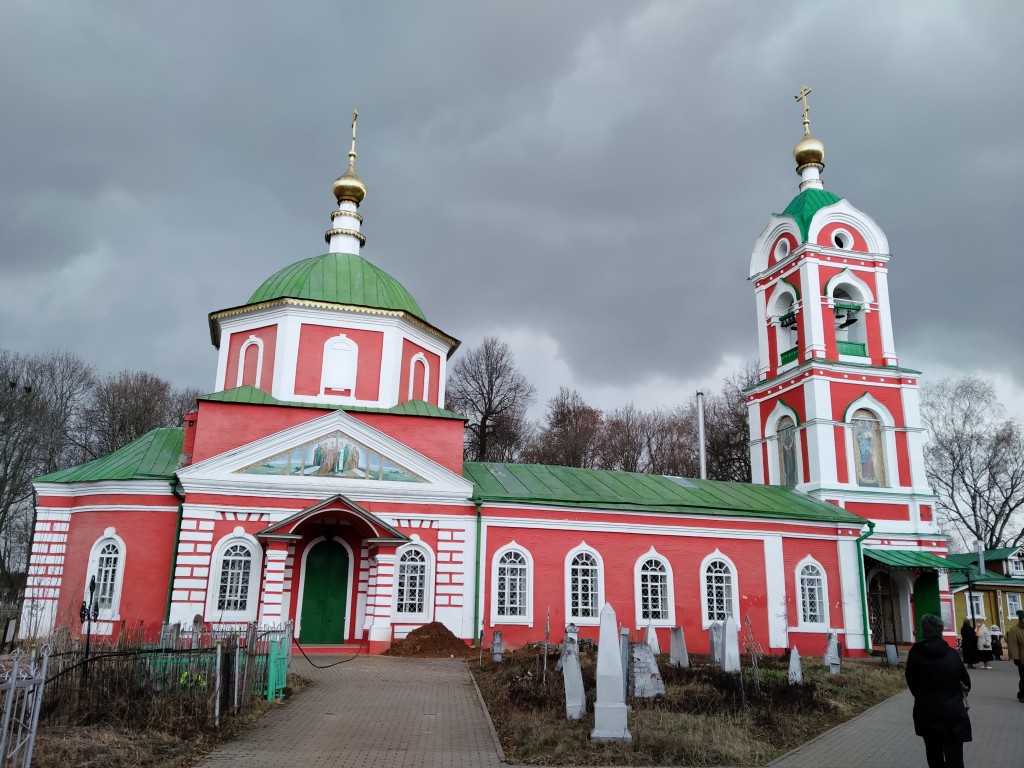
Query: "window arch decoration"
407 353 430 401
321 334 359 396
564 543 604 625
764 400 802 486
768 280 801 367
750 220 802 278
394 538 434 619
806 201 890 255
825 270 875 355
236 334 265 389
205 528 263 623
842 394 897 489
86 528 126 622
699 550 739 628
795 556 829 628
490 543 533 626
632 548 675 627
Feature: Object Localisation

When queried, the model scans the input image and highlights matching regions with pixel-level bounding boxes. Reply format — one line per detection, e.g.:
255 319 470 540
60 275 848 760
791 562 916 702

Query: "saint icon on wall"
777 416 798 485
851 409 884 487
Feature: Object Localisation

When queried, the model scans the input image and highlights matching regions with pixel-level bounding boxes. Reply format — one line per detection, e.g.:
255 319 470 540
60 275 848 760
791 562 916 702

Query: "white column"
367 551 397 650
763 536 788 648
874 269 898 365
327 201 363 254
800 260 826 359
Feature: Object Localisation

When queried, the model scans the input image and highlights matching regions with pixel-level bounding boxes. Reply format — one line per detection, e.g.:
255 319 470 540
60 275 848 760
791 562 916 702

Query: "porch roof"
257 494 409 544
864 548 969 571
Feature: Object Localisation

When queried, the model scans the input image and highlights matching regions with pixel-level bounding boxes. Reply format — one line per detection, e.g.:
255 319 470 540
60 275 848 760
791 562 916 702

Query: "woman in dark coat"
907 614 972 768
960 618 978 668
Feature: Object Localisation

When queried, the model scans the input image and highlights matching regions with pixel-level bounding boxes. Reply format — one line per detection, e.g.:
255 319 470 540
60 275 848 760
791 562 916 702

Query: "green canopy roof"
199 386 465 420
248 252 426 321
779 188 842 242
864 548 968 571
463 463 863 524
36 428 183 484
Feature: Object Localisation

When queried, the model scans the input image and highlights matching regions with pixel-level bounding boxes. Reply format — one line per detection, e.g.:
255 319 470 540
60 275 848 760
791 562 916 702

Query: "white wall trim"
633 546 676 628
236 335 265 389
699 549 740 629
563 542 605 626
85 527 127 622
489 541 534 627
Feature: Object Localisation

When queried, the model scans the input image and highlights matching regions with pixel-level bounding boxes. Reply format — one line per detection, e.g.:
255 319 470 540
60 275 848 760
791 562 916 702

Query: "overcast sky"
2 0 1022 421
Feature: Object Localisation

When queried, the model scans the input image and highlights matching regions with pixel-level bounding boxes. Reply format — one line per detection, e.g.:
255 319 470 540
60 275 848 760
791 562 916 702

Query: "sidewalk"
769 660 1024 767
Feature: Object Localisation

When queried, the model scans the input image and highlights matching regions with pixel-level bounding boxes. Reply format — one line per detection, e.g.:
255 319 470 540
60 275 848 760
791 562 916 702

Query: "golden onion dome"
793 130 825 169
332 155 366 204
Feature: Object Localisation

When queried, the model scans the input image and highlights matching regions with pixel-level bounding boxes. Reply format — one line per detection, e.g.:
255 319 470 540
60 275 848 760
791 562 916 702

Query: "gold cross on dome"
349 109 359 155
794 86 812 132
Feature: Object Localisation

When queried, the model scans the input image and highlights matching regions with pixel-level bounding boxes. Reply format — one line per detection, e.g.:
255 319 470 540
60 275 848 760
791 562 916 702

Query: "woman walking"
906 614 972 768
977 622 993 669
961 618 978 668
990 624 1003 661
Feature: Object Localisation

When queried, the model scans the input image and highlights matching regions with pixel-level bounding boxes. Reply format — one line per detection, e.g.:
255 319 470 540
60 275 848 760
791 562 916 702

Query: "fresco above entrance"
237 431 424 482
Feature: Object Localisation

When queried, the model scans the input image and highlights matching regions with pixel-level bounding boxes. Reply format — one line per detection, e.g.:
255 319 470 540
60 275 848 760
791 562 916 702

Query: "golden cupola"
332 110 367 204
792 85 824 171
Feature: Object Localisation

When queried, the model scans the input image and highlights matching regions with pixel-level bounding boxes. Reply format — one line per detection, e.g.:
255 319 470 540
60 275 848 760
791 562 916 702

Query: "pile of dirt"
383 622 475 658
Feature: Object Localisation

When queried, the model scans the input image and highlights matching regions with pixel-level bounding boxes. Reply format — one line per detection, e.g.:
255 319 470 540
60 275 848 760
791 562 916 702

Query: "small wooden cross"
794 86 812 128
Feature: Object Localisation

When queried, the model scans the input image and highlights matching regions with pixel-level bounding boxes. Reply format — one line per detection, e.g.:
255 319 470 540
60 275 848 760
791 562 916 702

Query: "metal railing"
0 647 50 768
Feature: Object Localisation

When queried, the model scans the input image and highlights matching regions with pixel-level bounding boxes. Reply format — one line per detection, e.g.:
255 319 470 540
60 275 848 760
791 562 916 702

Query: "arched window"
771 285 799 367
851 408 886 487
237 335 264 389
321 335 358 395
86 530 125 621
832 286 868 355
408 353 430 401
777 415 798 485
494 548 530 622
568 551 600 622
799 563 826 625
703 559 734 623
638 558 669 622
396 547 429 616
217 544 253 612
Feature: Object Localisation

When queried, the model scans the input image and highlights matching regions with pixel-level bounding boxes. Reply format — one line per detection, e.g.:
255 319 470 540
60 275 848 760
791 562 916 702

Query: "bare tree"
598 403 651 472
446 337 537 462
921 375 1024 549
529 387 603 468
702 365 756 483
645 406 699 477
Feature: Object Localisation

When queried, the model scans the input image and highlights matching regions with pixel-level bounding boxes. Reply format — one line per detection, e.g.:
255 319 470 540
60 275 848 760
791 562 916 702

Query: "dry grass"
471 653 906 766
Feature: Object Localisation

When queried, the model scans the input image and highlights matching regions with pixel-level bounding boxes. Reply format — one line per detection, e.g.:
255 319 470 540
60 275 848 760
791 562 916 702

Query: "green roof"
779 188 842 242
977 546 1024 562
199 386 465 420
35 428 183 484
865 548 968 571
946 554 1024 587
463 463 863 524
248 252 426 321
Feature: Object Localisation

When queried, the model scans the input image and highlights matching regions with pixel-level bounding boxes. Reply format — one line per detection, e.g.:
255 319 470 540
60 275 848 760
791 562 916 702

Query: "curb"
466 660 508 764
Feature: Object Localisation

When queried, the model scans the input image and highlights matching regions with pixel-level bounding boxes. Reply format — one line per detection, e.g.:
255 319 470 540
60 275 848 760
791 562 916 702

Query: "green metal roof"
247 252 425 321
864 548 968 571
463 463 863 524
35 428 183 484
779 188 842 242
199 386 465 420
946 552 1024 586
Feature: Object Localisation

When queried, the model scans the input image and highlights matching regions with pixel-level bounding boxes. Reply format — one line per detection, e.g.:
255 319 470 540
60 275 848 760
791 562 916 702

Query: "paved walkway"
197 655 1023 768
197 656 504 768
769 659 1024 767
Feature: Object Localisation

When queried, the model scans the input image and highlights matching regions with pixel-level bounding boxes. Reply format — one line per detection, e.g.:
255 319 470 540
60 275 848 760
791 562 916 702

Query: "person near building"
960 618 978 668
990 624 1003 661
906 614 972 768
1007 610 1024 703
976 622 993 669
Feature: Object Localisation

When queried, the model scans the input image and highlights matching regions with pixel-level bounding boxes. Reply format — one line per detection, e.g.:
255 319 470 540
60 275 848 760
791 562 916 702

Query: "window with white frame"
1009 558 1024 576
638 558 669 622
968 593 985 620
321 335 358 395
1007 592 1022 616
496 549 530 620
396 547 429 615
86 531 125 621
799 563 826 625
217 543 253 612
568 551 600 622
704 559 735 623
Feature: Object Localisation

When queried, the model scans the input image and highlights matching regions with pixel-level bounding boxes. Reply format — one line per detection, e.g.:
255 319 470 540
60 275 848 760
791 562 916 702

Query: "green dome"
779 188 842 243
247 252 426 321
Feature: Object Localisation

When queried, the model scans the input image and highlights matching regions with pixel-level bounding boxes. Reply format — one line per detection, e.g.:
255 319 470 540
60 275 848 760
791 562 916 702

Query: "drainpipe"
856 521 876 652
165 477 185 623
472 499 483 647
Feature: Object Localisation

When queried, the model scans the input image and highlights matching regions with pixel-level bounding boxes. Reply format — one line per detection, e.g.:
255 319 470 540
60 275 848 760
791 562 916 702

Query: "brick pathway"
198 656 503 768
769 659 1024 768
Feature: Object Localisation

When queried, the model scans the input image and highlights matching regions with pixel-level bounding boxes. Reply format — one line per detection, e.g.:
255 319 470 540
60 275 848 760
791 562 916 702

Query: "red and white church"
21 105 961 655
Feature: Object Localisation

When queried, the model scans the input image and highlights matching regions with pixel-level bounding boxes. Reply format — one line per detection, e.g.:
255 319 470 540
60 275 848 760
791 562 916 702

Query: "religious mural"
237 431 424 482
777 416 798 485
851 409 885 487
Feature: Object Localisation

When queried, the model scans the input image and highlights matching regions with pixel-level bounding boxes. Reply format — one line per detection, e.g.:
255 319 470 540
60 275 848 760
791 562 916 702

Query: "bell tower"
746 88 935 534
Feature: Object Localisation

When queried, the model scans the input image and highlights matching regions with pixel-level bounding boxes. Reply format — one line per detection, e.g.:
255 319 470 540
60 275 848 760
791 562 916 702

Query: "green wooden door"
914 572 940 641
300 540 349 644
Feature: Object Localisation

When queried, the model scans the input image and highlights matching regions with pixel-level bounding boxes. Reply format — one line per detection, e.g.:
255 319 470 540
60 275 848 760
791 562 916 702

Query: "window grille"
799 564 825 624
705 559 734 622
396 548 428 614
96 543 120 609
570 552 599 619
497 551 528 617
217 543 252 612
639 558 668 621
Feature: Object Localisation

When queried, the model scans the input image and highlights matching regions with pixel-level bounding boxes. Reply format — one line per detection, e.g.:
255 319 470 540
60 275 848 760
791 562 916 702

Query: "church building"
20 98 961 656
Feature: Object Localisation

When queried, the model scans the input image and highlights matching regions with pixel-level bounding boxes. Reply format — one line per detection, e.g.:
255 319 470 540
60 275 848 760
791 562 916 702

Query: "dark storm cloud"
1 0 1021 409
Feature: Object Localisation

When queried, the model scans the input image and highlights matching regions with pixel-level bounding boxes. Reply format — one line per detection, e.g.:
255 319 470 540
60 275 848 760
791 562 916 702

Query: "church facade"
20 106 959 656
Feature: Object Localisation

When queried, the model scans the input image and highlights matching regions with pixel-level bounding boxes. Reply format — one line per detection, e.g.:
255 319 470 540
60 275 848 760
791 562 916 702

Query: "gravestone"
722 616 741 673
669 626 689 668
619 627 630 702
645 623 662 655
590 604 632 743
884 643 899 668
709 621 724 666
556 623 579 672
788 646 803 684
628 642 666 698
491 631 504 662
562 635 586 720
160 622 180 649
823 630 841 675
